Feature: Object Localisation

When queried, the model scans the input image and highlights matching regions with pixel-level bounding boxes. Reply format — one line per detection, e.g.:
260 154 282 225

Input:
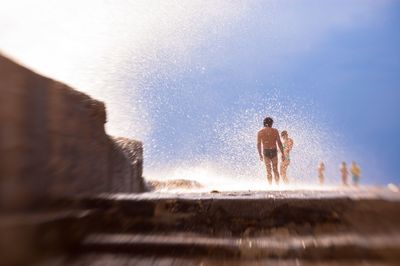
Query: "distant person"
280 130 294 184
257 117 284 185
350 161 361 187
318 162 325 185
340 162 349 186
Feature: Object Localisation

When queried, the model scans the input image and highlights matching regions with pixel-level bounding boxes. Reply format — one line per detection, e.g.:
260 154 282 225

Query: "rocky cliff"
0 54 145 211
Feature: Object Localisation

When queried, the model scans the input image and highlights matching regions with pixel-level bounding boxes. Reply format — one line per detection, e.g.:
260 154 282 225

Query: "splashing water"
0 1 367 190
146 91 345 189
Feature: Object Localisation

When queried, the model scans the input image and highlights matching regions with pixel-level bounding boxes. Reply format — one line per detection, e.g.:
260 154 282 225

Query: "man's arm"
276 130 284 154
257 131 263 161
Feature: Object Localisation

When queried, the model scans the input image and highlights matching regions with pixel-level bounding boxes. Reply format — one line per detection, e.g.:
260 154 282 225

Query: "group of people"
318 161 361 187
257 116 361 186
257 117 293 185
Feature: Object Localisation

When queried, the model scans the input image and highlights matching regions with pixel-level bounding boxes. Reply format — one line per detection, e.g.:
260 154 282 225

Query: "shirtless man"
318 162 325 185
257 117 284 185
340 161 349 186
280 130 294 184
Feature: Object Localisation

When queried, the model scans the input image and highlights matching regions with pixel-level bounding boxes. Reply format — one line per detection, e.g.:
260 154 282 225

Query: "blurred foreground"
2 188 398 266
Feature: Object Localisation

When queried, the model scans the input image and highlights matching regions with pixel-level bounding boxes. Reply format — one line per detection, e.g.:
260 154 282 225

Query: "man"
257 117 284 185
340 161 348 186
318 162 325 185
350 161 361 187
280 130 294 184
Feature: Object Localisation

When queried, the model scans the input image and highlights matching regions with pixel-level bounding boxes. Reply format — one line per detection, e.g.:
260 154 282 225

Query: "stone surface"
0 54 145 211
0 209 96 266
83 188 400 237
109 137 145 193
38 189 400 265
147 179 203 191
37 254 400 266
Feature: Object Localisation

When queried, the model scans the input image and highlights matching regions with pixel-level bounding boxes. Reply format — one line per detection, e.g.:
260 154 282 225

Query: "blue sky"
139 1 400 184
284 3 400 183
1 0 399 185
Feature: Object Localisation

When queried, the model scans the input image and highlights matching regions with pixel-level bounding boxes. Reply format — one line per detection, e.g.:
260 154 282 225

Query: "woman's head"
281 130 288 139
263 117 274 127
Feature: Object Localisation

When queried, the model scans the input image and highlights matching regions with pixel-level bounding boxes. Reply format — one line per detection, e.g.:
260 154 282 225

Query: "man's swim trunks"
263 148 277 159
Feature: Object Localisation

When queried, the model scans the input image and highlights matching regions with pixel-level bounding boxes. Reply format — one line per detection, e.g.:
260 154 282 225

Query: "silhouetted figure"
257 117 284 185
340 161 349 186
280 130 294 184
318 162 325 185
350 161 361 187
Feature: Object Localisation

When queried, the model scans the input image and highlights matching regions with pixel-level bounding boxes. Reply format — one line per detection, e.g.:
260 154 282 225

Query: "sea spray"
146 91 346 189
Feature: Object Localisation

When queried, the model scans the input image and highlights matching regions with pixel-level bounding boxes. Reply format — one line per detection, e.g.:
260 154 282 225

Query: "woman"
350 161 361 187
280 130 294 184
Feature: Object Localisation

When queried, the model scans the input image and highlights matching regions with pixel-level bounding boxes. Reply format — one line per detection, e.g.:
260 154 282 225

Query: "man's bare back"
257 127 281 149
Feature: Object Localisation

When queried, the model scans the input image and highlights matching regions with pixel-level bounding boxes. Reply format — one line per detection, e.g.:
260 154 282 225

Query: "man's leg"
264 158 272 185
343 175 348 186
272 156 280 184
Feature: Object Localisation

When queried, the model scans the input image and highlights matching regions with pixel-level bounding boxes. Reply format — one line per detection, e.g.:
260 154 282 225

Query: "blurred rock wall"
109 137 144 193
0 54 145 211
